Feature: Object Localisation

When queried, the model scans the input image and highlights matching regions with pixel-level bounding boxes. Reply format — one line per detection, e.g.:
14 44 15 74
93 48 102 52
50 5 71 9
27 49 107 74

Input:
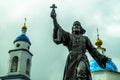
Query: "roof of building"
14 34 31 44
90 59 118 72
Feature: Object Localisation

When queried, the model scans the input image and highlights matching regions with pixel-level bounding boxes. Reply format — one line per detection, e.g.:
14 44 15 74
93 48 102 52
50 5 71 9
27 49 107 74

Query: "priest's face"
72 23 81 35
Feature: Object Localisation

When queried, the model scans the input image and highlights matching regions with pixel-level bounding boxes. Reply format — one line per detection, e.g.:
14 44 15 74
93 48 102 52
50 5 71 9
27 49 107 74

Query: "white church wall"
91 70 120 80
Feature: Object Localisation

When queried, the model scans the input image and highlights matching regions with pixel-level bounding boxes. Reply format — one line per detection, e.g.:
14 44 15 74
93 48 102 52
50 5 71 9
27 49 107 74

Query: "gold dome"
95 28 103 48
22 23 27 30
95 38 103 48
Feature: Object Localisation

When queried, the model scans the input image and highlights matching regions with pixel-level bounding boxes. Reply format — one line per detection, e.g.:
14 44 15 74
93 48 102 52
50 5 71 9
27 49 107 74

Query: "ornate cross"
50 4 57 11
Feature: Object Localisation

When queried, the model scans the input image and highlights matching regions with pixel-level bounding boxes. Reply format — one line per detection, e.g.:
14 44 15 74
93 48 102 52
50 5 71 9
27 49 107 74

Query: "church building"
0 19 33 80
90 29 120 80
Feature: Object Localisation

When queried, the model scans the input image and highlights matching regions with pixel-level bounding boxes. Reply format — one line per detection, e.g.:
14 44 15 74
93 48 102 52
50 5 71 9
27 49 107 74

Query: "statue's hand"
51 9 56 19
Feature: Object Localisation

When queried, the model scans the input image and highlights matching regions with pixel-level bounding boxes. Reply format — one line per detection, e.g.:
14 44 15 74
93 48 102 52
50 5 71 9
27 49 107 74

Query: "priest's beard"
73 30 80 35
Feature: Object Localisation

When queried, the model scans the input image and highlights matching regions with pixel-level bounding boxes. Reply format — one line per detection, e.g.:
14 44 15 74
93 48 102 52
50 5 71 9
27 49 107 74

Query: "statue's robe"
53 24 108 80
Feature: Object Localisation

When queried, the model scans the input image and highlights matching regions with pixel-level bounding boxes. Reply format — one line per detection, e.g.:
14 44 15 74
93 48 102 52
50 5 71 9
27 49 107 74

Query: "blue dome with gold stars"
90 60 118 72
14 34 31 44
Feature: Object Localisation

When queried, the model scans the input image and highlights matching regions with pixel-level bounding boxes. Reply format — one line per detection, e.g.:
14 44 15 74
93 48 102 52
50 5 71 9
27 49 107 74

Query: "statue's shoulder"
69 33 73 38
65 32 72 36
82 35 89 40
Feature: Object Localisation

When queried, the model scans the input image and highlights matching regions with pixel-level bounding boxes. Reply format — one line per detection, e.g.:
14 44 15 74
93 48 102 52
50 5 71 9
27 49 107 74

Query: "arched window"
26 59 30 75
10 56 18 72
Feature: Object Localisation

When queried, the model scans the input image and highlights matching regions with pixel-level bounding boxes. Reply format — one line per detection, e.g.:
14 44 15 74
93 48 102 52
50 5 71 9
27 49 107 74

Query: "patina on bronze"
50 4 108 80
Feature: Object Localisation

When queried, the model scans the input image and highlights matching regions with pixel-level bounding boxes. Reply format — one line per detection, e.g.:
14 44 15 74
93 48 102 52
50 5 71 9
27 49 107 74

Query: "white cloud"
105 25 120 38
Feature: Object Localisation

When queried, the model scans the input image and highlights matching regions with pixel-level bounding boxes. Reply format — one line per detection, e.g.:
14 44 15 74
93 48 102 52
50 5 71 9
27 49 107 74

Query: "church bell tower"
0 19 33 80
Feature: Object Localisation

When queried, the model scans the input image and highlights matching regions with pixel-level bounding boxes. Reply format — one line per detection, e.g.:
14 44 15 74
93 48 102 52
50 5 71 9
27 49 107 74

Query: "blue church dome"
90 59 118 72
14 34 31 44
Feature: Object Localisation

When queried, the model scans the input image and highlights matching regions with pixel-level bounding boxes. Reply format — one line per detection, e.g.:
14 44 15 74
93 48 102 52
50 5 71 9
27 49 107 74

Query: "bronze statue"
50 4 109 80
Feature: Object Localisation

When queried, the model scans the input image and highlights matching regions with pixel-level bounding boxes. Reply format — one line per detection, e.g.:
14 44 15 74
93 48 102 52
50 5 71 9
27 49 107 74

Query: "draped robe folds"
53 24 108 80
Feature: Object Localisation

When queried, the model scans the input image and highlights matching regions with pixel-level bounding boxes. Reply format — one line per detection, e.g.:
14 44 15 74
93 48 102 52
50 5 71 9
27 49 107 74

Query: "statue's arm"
86 36 108 68
50 9 71 46
51 9 59 30
50 9 70 45
50 9 60 44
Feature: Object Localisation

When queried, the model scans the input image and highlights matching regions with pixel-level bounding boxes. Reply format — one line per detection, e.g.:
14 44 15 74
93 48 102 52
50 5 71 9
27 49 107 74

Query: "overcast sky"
0 0 120 80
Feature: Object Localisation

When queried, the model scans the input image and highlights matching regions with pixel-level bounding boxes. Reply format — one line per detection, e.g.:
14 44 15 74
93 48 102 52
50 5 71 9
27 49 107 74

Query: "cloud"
106 25 120 38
